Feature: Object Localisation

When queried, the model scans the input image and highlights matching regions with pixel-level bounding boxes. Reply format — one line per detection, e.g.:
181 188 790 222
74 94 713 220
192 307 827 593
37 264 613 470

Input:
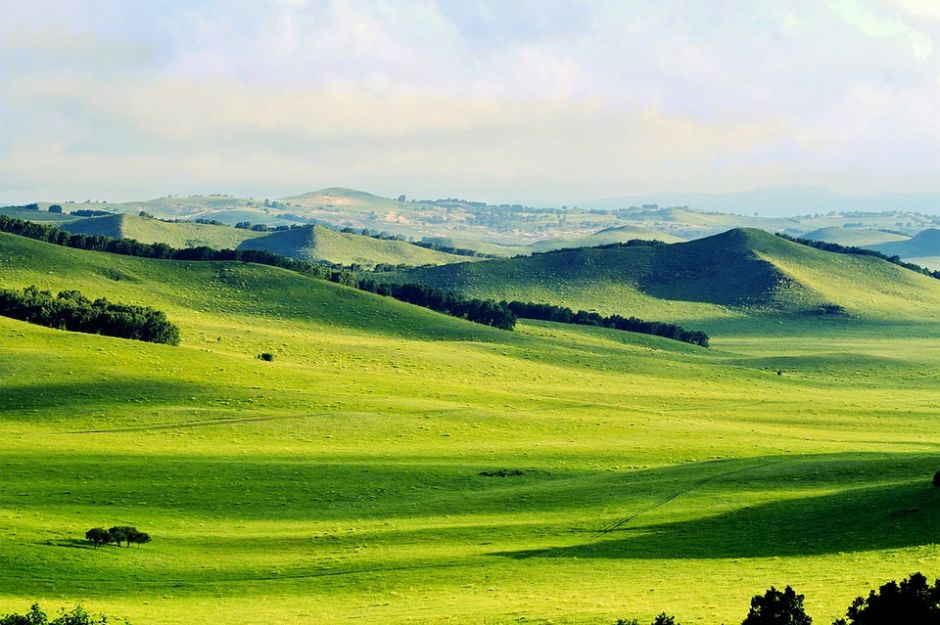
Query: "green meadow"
1 231 939 625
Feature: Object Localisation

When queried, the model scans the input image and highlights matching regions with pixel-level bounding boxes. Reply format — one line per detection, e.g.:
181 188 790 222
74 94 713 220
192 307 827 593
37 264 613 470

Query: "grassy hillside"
58 216 466 267
389 228 940 327
872 228 940 257
527 225 684 252
60 214 265 249
238 225 469 267
0 205 79 224
0 232 939 625
800 226 909 247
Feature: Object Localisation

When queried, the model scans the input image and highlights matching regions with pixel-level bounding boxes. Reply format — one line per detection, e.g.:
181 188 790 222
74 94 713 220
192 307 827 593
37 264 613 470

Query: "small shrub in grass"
742 585 812 625
258 352 274 361
614 616 677 625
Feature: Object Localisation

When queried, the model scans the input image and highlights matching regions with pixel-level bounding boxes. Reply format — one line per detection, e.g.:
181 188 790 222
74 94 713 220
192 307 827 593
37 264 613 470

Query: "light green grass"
58 216 467 267
0 232 939 625
526 225 685 252
0 206 79 224
61 214 265 249
239 225 470 267
800 226 910 247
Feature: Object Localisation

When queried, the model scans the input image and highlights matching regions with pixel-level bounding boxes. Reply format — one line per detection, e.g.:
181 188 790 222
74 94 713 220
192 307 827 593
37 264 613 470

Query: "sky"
1 0 938 205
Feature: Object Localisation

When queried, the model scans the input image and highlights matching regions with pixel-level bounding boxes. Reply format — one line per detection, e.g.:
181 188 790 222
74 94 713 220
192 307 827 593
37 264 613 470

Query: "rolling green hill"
527 225 685 252
388 228 940 326
58 215 468 267
60 214 265 249
0 231 939 625
238 224 469 267
0 205 80 224
800 226 910 247
871 228 940 258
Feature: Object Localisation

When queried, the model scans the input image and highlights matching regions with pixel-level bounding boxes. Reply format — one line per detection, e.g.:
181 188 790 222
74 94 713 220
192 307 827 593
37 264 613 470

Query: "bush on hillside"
48 204 63 213
614 615 679 625
0 604 121 625
741 586 812 625
85 526 150 549
69 210 112 217
833 572 940 625
933 471 940 488
258 352 275 361
0 286 180 345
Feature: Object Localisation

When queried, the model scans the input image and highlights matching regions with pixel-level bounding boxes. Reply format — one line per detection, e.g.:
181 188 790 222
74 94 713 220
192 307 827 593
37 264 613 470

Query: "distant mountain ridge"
585 185 940 217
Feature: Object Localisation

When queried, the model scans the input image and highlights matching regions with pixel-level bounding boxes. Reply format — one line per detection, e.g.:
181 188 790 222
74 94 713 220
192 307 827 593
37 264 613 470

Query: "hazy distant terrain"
8 186 940 266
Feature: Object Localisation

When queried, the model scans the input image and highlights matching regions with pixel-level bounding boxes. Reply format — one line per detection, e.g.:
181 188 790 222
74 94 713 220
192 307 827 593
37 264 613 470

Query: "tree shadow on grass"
498 480 940 560
43 538 95 550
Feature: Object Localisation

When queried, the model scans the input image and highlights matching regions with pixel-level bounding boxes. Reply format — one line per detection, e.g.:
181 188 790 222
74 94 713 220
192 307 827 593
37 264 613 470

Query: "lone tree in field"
741 586 812 625
84 528 110 549
834 572 940 624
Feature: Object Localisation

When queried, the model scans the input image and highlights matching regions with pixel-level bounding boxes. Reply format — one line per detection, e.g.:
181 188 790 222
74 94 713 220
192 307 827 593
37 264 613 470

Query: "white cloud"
0 0 938 203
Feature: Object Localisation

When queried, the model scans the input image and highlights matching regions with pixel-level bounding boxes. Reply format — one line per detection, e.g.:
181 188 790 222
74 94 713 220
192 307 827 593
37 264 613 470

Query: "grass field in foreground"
0 232 938 625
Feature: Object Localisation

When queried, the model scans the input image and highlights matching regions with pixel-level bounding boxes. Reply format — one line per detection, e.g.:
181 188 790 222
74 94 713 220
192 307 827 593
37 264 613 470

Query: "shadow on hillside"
0 379 213 418
497 479 940 560
44 538 96 550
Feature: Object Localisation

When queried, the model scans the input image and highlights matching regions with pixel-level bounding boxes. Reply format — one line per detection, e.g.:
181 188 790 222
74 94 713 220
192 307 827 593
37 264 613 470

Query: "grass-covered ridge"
387 228 940 327
237 224 468 267
0 230 939 625
59 214 466 267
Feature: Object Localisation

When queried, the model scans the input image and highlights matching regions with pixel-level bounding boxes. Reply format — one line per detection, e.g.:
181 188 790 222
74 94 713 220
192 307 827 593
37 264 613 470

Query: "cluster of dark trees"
504 300 709 347
617 574 940 624
776 233 940 280
234 221 294 232
0 604 115 625
531 238 667 257
0 286 180 345
69 209 113 217
84 526 151 549
356 280 517 330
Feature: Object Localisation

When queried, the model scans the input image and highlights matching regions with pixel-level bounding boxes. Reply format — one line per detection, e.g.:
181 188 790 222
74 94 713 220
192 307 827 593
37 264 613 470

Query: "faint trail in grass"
69 413 321 433
595 459 782 534
0 560 468 587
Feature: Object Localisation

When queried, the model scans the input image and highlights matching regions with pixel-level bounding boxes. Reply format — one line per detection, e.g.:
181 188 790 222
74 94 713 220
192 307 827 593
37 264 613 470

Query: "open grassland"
0 233 939 625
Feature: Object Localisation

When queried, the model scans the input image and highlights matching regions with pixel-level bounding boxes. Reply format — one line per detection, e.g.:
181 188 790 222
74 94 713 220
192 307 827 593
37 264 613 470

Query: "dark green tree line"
0 286 180 345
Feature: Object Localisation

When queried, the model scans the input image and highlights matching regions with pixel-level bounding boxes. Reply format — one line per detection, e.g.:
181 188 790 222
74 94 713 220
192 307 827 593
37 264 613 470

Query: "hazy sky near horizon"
1 0 939 204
